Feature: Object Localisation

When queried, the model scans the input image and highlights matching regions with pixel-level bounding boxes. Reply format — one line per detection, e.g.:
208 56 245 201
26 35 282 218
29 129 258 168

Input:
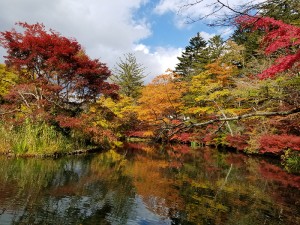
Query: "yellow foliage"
0 64 18 97
207 89 231 100
93 119 109 129
186 60 240 118
87 94 138 140
89 106 96 113
142 130 154 137
185 106 213 115
97 95 136 118
112 140 124 148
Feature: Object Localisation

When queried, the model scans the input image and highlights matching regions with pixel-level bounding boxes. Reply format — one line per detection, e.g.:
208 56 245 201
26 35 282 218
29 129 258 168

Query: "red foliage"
259 134 300 154
259 160 300 189
225 153 248 168
190 124 219 145
170 119 182 125
0 22 118 115
269 116 300 136
126 131 151 138
171 144 191 154
170 132 191 143
237 16 300 78
225 134 249 151
55 115 83 129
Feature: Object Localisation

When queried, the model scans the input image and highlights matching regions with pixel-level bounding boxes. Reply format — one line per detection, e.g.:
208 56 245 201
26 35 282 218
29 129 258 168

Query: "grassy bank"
0 120 90 156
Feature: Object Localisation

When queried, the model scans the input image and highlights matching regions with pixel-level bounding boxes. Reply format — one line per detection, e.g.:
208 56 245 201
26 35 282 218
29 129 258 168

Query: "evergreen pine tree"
112 53 146 99
207 35 224 63
175 32 208 79
259 0 300 25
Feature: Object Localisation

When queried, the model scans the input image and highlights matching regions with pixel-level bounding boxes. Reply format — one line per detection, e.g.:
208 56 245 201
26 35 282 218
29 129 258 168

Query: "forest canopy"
0 8 299 170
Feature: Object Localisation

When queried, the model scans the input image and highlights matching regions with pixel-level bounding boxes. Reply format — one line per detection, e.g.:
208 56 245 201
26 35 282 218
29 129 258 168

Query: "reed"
0 120 86 155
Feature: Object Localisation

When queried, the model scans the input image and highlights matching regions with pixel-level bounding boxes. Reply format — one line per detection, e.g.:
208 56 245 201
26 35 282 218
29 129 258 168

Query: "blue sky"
0 0 247 82
134 1 222 48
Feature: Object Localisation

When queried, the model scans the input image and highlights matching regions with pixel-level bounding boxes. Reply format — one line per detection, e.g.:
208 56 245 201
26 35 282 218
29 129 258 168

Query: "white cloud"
0 0 176 79
154 0 181 15
198 31 215 41
134 44 150 54
1 0 150 51
154 0 265 28
3 0 229 83
133 45 182 83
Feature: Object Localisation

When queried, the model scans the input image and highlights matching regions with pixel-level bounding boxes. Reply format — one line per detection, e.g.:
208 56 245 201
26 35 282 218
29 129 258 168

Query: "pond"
0 143 299 225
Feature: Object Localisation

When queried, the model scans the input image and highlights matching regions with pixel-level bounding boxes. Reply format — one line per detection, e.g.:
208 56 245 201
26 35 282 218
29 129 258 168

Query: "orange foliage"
205 60 237 86
137 71 187 123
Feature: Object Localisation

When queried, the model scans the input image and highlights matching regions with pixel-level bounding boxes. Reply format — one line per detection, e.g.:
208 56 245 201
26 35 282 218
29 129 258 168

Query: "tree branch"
167 107 300 138
0 109 21 115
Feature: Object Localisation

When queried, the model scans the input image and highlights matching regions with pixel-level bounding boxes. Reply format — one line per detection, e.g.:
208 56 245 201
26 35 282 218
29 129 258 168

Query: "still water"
0 143 299 225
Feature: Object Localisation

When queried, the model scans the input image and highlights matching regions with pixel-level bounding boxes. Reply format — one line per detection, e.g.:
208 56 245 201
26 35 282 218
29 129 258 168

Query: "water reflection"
0 143 299 225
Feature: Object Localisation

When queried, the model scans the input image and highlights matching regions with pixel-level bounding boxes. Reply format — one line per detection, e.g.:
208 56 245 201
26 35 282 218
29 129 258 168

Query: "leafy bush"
281 149 300 174
225 134 249 151
259 135 300 155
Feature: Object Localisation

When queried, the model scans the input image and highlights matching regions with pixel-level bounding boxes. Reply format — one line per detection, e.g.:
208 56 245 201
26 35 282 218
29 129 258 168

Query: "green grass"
0 120 87 156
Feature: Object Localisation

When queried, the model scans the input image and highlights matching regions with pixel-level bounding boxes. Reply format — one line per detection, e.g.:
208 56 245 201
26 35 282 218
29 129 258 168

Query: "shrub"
281 149 300 174
259 135 300 155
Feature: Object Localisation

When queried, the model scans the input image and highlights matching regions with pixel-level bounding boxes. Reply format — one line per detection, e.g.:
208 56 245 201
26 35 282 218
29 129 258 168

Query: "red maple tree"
0 22 118 117
237 16 300 79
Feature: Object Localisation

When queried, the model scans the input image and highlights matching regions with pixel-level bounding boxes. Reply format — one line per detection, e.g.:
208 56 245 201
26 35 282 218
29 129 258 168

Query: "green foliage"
0 13 299 160
232 27 262 62
259 0 300 25
221 40 245 67
0 120 85 155
207 35 224 62
282 149 300 174
175 32 208 79
112 53 145 99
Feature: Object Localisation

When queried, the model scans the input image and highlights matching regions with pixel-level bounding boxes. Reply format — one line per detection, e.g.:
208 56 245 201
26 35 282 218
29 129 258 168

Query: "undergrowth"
0 120 87 155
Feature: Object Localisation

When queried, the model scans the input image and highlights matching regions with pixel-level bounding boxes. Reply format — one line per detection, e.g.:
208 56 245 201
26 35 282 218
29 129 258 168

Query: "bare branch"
178 0 292 27
166 107 300 138
18 91 31 108
0 109 21 115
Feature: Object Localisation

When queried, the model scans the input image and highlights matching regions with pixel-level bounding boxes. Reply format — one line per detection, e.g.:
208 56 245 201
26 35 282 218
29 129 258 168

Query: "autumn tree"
181 39 243 119
222 40 245 68
88 94 140 142
0 22 118 119
112 53 145 100
165 17 300 149
137 71 187 139
237 16 300 79
232 0 300 64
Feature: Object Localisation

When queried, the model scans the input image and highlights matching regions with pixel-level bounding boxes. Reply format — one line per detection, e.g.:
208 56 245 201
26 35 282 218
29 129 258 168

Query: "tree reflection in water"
0 143 299 225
